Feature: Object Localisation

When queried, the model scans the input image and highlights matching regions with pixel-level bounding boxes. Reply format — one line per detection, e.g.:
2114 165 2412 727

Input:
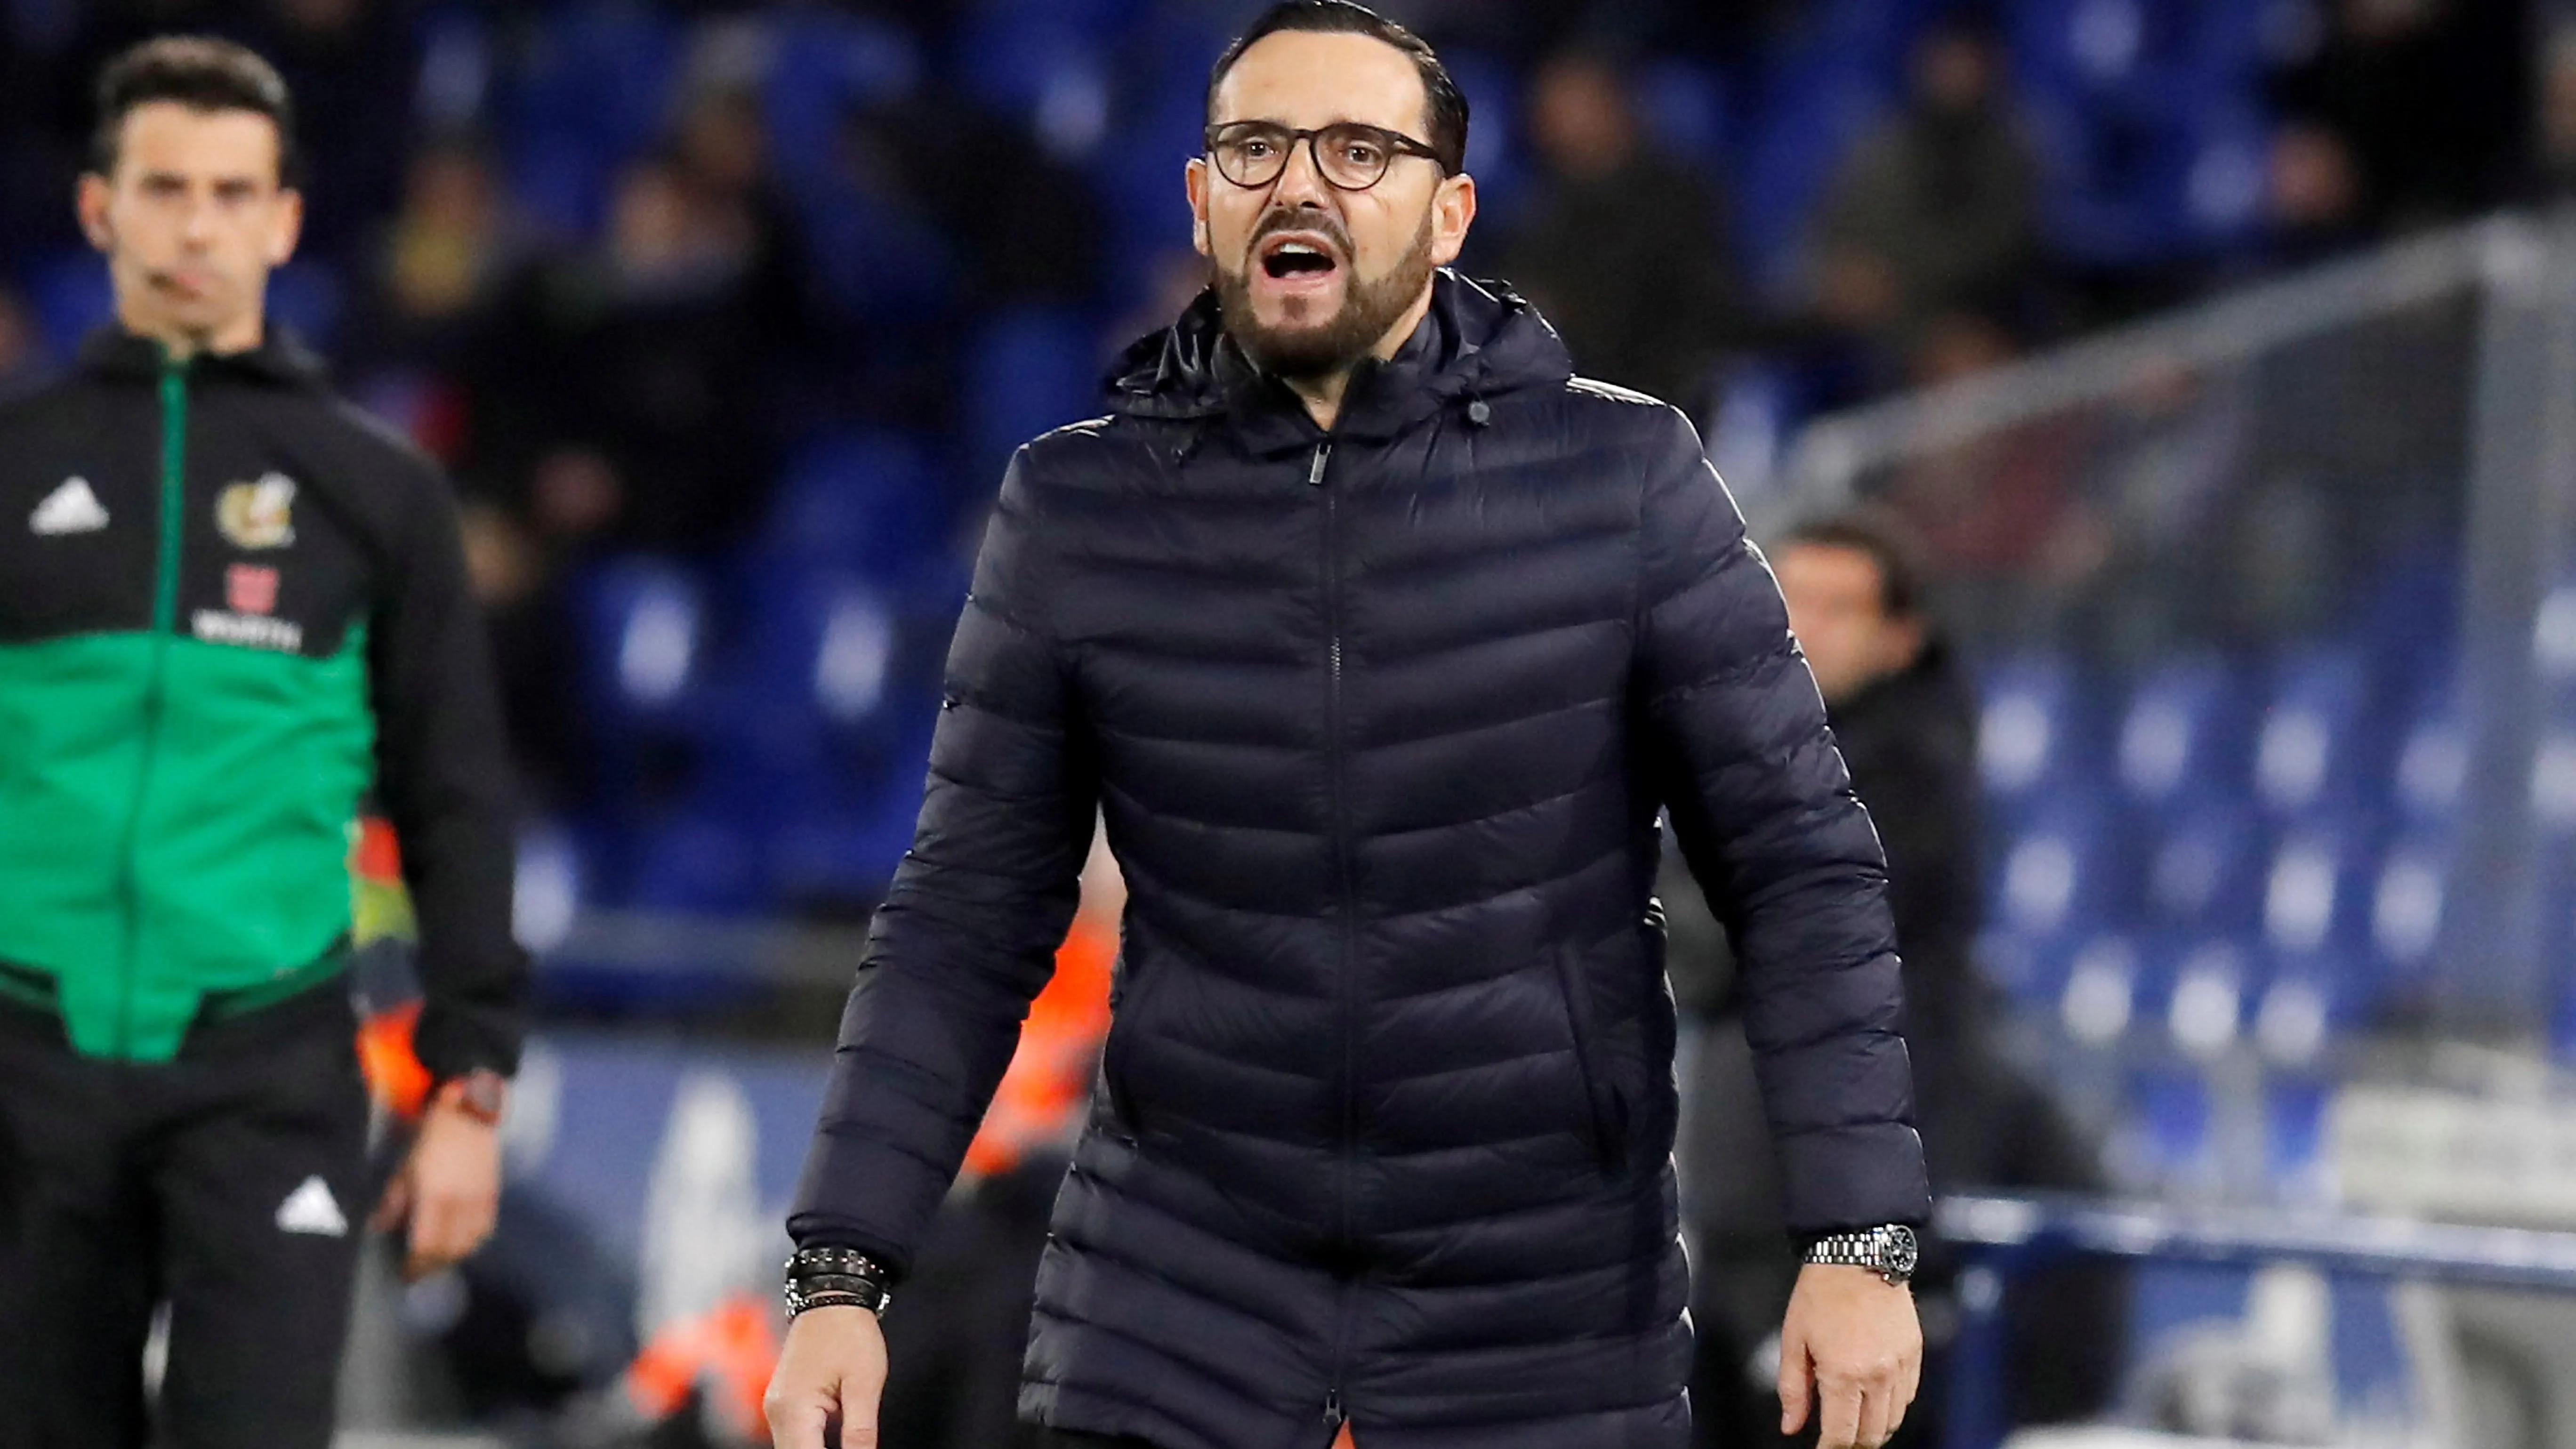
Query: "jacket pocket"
1099 927 1153 1142
1549 940 1630 1175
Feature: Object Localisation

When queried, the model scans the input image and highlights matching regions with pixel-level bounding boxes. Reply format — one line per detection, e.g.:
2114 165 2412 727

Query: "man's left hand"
370 1099 501 1280
1777 1262 1922 1449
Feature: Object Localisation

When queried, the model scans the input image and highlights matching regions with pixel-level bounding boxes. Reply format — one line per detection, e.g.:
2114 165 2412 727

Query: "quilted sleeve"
788 447 1100 1273
1632 411 1929 1234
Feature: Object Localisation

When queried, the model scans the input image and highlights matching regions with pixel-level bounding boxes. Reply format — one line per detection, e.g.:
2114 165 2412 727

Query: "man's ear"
77 173 114 253
1429 171 1476 268
1185 157 1212 259
1881 614 1928 676
266 186 304 267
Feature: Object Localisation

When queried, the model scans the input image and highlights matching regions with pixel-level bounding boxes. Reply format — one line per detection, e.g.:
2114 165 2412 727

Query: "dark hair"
90 36 297 184
1782 508 1929 620
1207 1 1468 176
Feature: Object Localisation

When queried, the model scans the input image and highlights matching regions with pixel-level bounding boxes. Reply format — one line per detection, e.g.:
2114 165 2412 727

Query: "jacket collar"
75 324 328 388
1105 270 1574 456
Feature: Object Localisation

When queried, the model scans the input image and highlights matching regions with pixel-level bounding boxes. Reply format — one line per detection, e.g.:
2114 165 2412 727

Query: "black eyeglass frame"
1201 120 1453 192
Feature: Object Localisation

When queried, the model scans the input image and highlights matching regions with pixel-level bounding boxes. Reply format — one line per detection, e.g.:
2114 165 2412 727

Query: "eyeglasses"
1203 121 1449 192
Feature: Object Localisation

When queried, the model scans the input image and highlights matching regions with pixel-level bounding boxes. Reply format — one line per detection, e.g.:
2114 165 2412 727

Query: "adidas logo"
30 477 108 535
274 1175 348 1237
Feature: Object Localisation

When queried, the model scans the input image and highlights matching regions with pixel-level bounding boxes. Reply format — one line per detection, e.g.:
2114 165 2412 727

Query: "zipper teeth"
117 357 188 1054
1315 437 1361 1428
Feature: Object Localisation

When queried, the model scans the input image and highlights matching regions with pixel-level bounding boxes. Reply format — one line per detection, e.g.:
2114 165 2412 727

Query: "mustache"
1248 206 1352 258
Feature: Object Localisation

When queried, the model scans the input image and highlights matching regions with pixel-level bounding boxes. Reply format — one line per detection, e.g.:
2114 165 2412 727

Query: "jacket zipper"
1321 1271 1356 1435
1313 438 1352 1228
1312 438 1360 1436
112 353 189 1054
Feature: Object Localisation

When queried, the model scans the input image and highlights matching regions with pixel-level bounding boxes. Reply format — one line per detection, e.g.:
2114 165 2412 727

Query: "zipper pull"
1308 443 1332 487
1322 1388 1345 1426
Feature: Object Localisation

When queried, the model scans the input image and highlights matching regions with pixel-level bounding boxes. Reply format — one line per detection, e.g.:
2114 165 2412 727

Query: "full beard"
1216 208 1437 382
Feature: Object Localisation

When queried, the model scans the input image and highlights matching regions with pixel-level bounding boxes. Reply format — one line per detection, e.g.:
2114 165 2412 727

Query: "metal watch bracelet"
1802 1224 1920 1285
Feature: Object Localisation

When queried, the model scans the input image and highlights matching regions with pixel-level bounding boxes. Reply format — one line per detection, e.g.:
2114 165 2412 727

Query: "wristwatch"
430 1069 508 1127
1803 1224 1919 1285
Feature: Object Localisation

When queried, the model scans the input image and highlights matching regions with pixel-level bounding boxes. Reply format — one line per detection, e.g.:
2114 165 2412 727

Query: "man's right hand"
764 1305 888 1449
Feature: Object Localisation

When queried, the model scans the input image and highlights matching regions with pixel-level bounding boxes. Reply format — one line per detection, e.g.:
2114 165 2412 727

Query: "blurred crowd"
0 0 2547 891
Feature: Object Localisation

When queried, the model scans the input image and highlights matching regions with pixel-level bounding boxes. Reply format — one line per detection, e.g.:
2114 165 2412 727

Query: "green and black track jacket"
0 326 525 1078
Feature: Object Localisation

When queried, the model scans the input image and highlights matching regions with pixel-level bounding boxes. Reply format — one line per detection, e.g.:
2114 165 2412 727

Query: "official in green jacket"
0 36 527 1449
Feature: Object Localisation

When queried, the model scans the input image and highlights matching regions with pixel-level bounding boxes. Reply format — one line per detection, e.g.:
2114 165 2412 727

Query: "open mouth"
1258 234 1342 282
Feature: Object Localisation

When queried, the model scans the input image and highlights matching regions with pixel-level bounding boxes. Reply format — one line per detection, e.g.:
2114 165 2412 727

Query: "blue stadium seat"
763 728 936 907
27 249 111 362
2365 826 2453 1010
2535 575 2576 716
756 429 945 574
952 7 1112 161
266 260 346 357
1991 796 2135 950
2126 1067 2217 1191
498 2 684 234
1635 59 1732 172
2157 936 2253 1058
965 308 1104 484
2056 932 2143 1046
506 1 681 153
514 819 593 957
738 566 910 736
2117 653 2255 818
2259 815 2384 963
2145 797 2269 938
1439 48 1526 220
1976 651 2105 818
763 10 923 203
1734 53 1895 297
2266 1077 2332 1199
797 187 959 329
572 555 711 738
2358 546 2459 699
623 811 765 917
2391 683 2465 831
2252 643 2376 823
2252 946 2367 1066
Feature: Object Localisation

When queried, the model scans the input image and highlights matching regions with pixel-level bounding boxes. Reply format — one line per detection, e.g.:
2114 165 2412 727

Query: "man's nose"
177 193 217 247
1269 135 1333 208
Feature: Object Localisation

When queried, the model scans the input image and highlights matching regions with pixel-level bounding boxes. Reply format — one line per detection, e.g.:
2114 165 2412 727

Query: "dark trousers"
1041 1434 1164 1448
0 985 369 1449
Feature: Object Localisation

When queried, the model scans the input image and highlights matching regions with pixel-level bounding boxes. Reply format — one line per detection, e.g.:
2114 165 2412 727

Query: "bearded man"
766 5 1929 1448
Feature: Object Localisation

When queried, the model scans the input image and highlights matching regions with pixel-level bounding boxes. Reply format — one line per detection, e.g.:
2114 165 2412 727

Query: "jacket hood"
1105 269 1574 451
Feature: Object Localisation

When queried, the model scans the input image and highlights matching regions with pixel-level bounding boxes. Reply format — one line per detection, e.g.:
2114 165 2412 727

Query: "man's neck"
1285 282 1440 432
119 306 262 362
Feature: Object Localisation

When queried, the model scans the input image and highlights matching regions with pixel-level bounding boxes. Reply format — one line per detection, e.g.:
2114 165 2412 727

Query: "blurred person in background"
1810 10 2037 366
1673 510 2122 1448
2262 119 2373 269
1497 46 1744 413
2267 0 2528 232
766 4 1929 1448
464 148 783 555
0 36 526 1449
455 498 593 814
0 284 46 397
354 137 535 380
2529 22 2576 202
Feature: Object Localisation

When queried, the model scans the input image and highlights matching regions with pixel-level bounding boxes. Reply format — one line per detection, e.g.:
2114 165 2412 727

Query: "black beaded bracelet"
787 1247 891 1283
783 1278 892 1319
783 1248 895 1319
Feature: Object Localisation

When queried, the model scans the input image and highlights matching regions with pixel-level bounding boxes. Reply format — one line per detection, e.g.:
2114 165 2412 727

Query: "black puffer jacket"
789 273 1927 1449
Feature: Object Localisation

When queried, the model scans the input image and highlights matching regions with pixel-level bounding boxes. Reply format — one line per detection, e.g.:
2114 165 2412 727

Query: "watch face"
1883 1225 1919 1277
